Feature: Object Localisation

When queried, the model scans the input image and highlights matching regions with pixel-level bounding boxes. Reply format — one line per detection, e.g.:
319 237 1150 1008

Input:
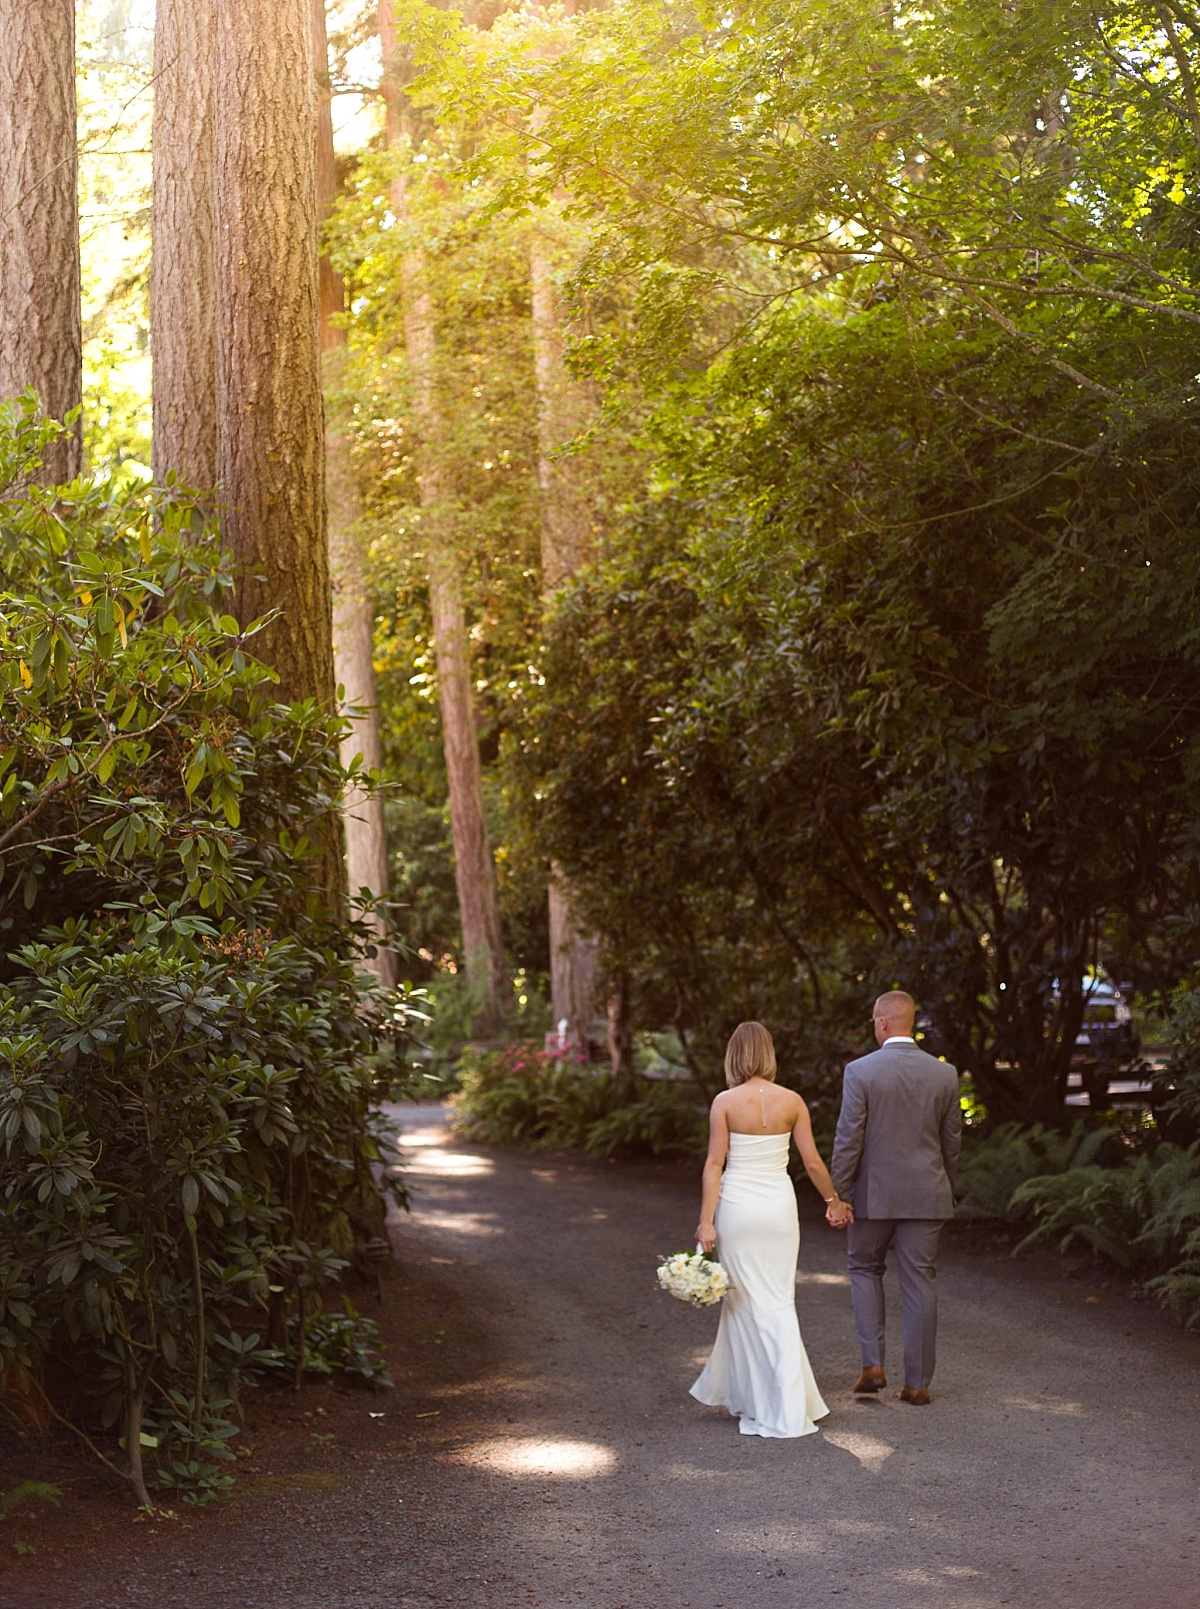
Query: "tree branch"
1155 1 1200 171
820 812 900 939
0 689 192 855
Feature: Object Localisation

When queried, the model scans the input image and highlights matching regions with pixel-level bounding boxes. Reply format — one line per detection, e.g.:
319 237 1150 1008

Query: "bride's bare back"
696 1024 851 1254
717 1076 804 1136
697 1076 850 1249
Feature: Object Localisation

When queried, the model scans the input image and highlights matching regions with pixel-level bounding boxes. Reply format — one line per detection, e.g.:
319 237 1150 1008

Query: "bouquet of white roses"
657 1247 731 1308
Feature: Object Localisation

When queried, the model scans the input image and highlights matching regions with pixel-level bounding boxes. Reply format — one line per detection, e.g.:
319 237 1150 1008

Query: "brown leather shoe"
899 1386 931 1406
853 1365 887 1394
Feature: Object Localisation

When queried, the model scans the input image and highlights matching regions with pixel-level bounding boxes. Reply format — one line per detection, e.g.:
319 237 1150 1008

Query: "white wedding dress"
690 1132 829 1438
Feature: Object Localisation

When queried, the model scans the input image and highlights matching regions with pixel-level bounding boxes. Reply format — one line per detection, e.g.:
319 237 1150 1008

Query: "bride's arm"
695 1099 730 1253
793 1100 852 1227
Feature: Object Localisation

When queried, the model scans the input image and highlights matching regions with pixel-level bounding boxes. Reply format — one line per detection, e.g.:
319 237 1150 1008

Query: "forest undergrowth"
449 1041 708 1161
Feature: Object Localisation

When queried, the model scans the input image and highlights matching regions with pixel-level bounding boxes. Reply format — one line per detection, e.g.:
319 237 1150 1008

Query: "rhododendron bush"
0 406 412 1505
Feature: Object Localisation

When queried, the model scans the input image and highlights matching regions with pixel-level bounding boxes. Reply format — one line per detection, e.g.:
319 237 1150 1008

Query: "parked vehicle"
914 975 1139 1097
1064 975 1141 1108
1072 975 1138 1062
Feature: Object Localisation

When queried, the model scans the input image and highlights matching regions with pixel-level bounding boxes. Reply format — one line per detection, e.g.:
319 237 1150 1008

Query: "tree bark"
212 0 334 711
378 0 507 1031
313 0 395 982
312 0 344 358
402 246 507 1029
426 539 507 1025
0 0 81 483
151 0 217 493
123 1351 153 1509
606 970 635 1096
529 226 593 591
548 876 597 1044
530 222 599 1047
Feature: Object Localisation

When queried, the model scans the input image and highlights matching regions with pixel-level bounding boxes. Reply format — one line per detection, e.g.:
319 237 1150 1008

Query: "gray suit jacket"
831 1040 961 1220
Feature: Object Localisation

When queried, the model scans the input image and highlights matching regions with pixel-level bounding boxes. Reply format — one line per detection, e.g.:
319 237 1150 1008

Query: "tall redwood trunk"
530 224 600 1049
0 0 81 483
311 0 343 356
212 0 342 910
548 876 597 1047
313 0 395 982
212 0 333 709
529 228 593 592
151 0 217 492
378 0 506 1031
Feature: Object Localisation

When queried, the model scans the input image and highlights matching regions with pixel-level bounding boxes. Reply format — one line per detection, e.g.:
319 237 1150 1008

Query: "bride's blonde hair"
724 1021 777 1088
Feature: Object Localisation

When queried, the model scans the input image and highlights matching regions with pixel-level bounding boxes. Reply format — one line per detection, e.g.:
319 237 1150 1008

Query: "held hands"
696 1221 717 1255
825 1198 854 1229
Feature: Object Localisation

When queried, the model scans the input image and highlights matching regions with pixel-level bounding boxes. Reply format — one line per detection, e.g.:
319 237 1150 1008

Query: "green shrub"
295 1297 392 1388
957 1110 1200 1329
954 1122 1107 1222
1011 1163 1149 1267
412 967 552 1072
1153 971 1200 1140
450 1042 708 1159
1011 1143 1200 1327
0 1481 60 1524
0 403 415 1506
583 1080 710 1159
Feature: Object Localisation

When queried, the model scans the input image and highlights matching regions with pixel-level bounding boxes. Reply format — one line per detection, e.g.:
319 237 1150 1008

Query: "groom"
830 990 961 1405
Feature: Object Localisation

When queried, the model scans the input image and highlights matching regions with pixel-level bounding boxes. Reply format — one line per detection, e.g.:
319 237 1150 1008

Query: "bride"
691 1021 852 1438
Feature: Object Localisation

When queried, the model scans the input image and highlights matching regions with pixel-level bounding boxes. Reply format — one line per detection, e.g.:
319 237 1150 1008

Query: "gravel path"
4 1102 1198 1608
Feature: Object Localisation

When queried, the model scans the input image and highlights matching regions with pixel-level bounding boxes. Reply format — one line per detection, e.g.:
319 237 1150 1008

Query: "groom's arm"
940 1071 963 1190
831 1065 866 1202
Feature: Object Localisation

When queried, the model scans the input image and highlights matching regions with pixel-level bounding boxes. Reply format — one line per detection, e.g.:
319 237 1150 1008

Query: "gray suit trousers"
847 1219 944 1390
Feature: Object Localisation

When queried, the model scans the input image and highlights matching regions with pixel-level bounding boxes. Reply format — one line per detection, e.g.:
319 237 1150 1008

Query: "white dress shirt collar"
883 1034 916 1046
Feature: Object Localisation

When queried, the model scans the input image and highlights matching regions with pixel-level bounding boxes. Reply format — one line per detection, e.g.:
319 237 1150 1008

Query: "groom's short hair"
725 1021 777 1087
874 989 916 1022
